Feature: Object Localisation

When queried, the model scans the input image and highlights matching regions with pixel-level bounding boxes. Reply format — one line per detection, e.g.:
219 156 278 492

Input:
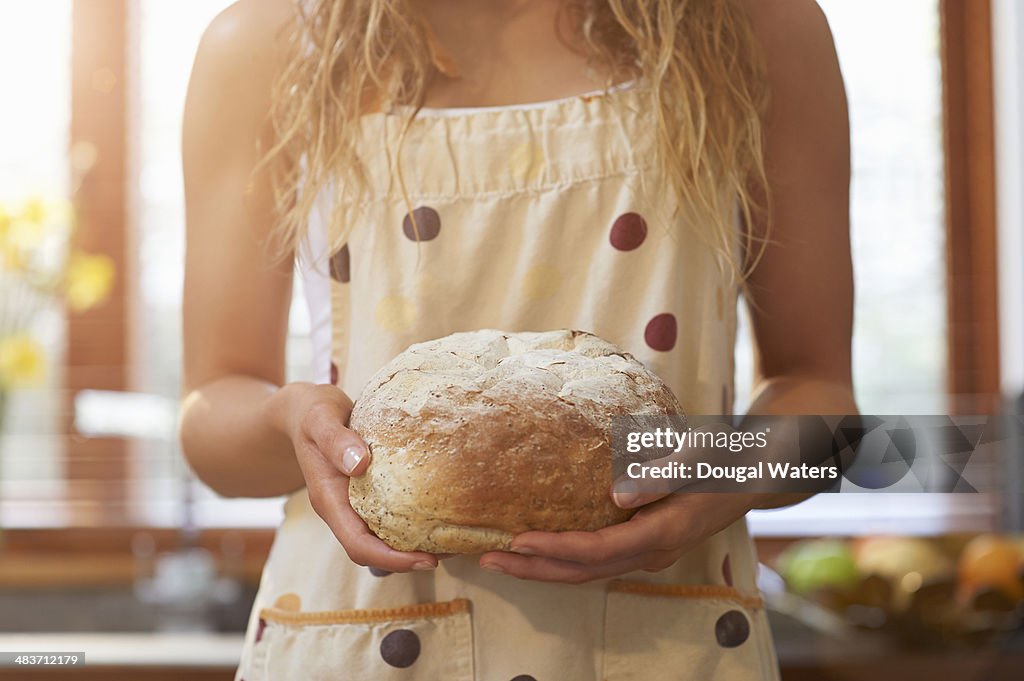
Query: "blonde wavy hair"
261 0 769 281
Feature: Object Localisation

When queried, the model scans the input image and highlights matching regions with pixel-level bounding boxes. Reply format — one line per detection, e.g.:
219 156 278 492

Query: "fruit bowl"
774 535 1024 649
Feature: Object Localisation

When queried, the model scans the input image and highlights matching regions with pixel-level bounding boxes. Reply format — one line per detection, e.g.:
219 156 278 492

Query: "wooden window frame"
0 0 1003 564
941 0 1002 415
65 0 130 525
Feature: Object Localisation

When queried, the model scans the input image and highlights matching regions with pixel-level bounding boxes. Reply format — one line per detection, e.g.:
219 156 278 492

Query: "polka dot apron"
234 83 781 681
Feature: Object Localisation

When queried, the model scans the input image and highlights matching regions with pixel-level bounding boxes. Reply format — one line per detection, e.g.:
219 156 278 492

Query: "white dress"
235 81 781 681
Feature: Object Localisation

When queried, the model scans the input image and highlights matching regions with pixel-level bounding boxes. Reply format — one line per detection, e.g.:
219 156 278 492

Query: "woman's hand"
271 382 444 574
478 491 754 583
479 375 858 583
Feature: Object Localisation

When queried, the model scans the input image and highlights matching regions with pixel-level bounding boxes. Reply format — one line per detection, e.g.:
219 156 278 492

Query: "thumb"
610 475 674 509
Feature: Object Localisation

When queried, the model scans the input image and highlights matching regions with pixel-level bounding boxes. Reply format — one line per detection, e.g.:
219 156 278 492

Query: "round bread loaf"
348 329 681 553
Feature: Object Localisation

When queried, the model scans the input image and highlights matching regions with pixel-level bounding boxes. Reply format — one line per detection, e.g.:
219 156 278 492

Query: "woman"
181 0 854 678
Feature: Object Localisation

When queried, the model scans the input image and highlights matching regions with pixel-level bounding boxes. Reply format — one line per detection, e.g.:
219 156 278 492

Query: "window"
0 1 72 526
745 0 999 535
736 0 947 417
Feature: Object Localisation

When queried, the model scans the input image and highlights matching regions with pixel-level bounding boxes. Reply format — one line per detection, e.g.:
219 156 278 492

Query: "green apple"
777 539 860 595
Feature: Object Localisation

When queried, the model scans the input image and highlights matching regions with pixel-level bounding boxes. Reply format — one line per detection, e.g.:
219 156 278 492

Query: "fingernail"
341 446 365 475
481 563 505 574
510 545 534 555
412 561 436 571
613 491 639 508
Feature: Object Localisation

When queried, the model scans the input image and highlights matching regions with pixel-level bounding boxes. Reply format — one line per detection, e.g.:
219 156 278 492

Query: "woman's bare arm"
179 1 440 572
742 0 857 495
180 0 305 498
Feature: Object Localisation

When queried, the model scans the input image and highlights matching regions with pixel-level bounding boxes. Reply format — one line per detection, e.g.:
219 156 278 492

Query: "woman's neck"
410 0 616 108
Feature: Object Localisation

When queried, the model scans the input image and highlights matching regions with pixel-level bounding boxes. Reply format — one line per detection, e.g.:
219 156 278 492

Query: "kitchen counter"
2 630 1023 681
0 633 241 680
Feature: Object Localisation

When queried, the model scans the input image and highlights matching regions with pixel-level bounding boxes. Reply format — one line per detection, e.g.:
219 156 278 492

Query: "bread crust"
348 329 682 553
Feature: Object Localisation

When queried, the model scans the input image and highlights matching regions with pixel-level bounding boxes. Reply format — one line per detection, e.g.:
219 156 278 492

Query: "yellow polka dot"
375 295 416 332
410 270 438 298
522 264 562 301
274 593 301 612
509 142 544 183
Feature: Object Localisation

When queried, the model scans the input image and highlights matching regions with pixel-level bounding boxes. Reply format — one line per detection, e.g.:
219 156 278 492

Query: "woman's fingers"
301 450 439 572
288 387 439 572
610 485 672 510
508 497 696 565
485 493 757 583
478 548 681 584
300 396 371 476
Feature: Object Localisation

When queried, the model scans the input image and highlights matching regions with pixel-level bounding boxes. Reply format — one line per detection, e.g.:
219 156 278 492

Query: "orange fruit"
957 534 1024 601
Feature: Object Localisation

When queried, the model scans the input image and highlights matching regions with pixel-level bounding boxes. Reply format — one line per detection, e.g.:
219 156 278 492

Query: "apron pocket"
602 580 769 681
251 598 474 681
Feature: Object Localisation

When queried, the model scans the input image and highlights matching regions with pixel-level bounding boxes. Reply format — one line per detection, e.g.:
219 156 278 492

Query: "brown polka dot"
609 212 647 251
511 676 538 681
402 207 441 241
722 554 733 586
369 567 391 577
715 610 750 647
380 629 420 667
329 244 350 282
644 313 677 352
255 618 266 643
330 362 339 385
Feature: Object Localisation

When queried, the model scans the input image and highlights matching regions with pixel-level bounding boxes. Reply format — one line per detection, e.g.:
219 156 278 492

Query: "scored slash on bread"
348 329 682 554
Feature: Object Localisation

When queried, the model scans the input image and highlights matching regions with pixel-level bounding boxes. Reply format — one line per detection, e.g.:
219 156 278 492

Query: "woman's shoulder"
740 0 845 123
741 0 837 64
201 0 295 48
183 0 298 193
184 0 296 153
191 0 295 92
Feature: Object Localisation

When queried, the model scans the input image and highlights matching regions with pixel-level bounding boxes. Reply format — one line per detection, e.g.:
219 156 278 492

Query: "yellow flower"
5 198 73 254
1 207 24 269
0 334 46 389
20 196 72 229
65 252 115 312
1 242 25 271
0 204 17 268
10 217 45 248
